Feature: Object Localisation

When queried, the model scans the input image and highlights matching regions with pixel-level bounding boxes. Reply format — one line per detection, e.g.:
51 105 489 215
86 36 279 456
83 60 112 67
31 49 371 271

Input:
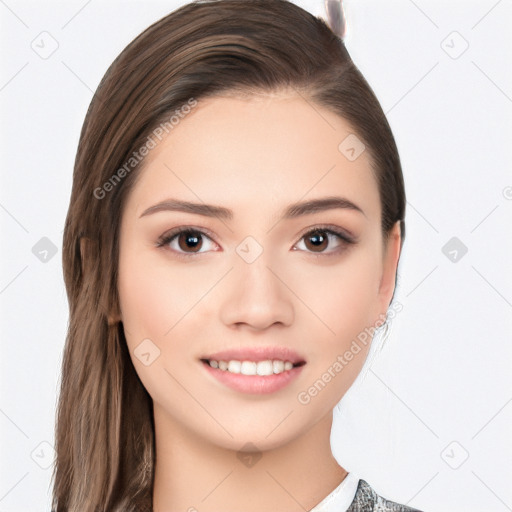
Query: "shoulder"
347 479 424 512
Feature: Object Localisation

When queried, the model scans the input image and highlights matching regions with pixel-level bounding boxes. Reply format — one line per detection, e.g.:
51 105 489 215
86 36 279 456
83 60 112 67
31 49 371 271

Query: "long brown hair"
52 1 405 510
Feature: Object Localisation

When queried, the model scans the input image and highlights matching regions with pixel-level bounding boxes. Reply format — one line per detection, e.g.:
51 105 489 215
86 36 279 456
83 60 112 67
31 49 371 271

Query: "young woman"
52 1 422 510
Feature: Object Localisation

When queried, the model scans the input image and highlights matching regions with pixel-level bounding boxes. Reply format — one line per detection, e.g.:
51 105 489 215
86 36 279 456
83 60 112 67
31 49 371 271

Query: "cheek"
118 247 203 410
118 246 203 344
288 248 382 380
289 249 382 339
287 254 381 413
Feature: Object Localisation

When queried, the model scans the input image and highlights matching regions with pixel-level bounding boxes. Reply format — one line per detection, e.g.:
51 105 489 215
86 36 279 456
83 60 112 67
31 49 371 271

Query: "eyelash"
156 224 356 260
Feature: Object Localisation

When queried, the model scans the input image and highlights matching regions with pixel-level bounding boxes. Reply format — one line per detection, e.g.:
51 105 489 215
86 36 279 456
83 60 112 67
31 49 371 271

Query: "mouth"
200 358 306 375
199 346 306 375
198 347 307 394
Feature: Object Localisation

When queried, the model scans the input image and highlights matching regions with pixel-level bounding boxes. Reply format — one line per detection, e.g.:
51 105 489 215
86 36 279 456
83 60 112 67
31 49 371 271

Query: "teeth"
240 361 256 375
273 360 284 373
257 360 273 376
207 359 297 375
228 360 241 373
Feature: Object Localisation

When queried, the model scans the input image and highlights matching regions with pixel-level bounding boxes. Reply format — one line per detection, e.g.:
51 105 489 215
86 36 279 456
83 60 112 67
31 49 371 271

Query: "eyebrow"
139 196 366 220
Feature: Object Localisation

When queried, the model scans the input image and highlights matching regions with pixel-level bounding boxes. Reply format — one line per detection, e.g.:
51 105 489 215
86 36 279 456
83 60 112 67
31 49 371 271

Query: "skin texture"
117 90 402 512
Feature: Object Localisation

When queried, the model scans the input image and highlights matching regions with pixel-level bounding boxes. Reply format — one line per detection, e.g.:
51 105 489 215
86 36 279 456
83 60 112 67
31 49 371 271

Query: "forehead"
126 91 380 222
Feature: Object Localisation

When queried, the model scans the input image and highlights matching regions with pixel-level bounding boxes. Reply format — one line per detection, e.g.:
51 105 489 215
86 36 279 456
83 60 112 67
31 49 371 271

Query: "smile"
202 358 305 375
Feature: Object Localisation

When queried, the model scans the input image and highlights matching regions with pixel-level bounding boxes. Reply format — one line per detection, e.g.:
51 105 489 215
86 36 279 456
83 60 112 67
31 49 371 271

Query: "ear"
377 221 402 316
79 236 122 325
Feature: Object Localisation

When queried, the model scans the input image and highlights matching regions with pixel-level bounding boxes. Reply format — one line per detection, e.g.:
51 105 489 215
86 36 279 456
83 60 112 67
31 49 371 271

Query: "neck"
152 405 348 512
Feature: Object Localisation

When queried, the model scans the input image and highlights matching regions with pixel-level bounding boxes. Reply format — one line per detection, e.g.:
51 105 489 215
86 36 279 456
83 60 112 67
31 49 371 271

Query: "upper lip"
200 346 306 365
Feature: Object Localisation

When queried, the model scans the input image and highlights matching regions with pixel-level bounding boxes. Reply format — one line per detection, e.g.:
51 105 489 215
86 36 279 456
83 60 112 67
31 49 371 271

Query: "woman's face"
118 90 400 451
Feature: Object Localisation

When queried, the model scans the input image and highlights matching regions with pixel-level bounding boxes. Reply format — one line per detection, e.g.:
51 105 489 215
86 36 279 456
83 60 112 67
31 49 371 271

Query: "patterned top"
346 479 423 511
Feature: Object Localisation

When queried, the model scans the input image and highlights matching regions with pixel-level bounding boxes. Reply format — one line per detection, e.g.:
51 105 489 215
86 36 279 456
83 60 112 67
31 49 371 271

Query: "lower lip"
201 361 305 394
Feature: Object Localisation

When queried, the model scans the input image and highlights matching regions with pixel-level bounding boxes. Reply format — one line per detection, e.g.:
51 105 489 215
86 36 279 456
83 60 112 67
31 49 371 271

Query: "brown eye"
157 228 218 257
295 226 355 256
304 230 329 252
176 230 203 253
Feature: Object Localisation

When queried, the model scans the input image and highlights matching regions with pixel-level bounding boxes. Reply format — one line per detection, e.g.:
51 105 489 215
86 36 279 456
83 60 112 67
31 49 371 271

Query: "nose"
218 254 294 331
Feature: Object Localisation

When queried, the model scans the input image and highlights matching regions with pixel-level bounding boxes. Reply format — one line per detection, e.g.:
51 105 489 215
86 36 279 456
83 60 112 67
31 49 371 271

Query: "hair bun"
324 0 346 39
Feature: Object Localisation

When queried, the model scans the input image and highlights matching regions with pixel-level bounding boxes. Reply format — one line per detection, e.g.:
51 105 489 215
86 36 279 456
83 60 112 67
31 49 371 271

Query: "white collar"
309 471 360 512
